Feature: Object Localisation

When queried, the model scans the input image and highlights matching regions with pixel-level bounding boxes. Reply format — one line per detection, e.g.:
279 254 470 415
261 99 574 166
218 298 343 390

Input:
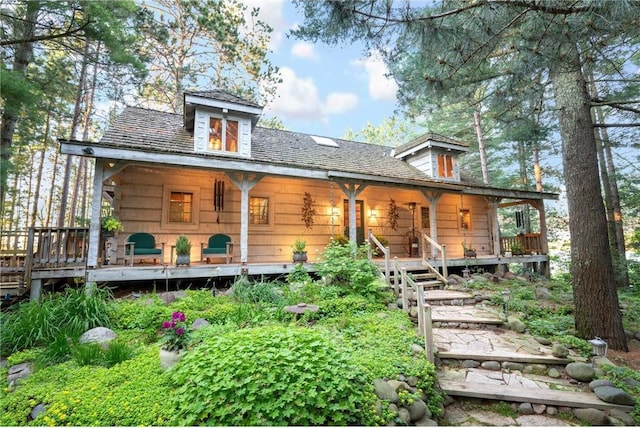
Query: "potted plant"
159 311 190 369
462 242 477 258
511 241 525 256
101 215 123 237
292 238 307 263
175 235 191 266
373 234 388 257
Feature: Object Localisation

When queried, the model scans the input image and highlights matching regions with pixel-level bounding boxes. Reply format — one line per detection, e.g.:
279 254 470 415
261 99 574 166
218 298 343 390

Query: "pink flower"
176 327 185 336
172 311 186 322
162 321 171 329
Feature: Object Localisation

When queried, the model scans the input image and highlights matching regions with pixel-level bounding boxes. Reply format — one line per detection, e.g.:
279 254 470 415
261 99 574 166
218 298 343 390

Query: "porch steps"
430 305 504 326
390 267 446 291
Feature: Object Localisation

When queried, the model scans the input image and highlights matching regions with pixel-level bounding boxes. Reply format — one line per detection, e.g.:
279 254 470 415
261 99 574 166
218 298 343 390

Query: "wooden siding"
109 165 496 264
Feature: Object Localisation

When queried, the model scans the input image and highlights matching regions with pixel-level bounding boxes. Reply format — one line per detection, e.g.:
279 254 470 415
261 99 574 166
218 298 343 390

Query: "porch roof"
64 106 558 201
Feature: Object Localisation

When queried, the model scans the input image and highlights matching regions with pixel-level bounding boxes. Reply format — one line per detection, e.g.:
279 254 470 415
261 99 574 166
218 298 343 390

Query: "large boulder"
593 386 637 406
564 362 595 382
572 408 608 426
407 398 430 421
79 327 117 349
551 343 569 358
373 379 398 403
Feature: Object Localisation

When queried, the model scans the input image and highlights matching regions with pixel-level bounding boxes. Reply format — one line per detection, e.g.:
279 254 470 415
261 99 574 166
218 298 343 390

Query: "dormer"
392 132 469 182
184 90 263 158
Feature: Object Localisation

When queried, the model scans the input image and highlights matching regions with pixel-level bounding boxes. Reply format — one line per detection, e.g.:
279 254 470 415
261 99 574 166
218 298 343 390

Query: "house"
53 90 557 290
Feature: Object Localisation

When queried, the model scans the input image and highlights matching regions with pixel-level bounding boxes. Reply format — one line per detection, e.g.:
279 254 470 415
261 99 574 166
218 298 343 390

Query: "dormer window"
437 154 454 178
209 117 238 152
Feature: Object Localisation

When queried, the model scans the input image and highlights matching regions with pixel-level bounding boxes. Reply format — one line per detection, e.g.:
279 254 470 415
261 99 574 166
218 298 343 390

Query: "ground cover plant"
0 241 441 426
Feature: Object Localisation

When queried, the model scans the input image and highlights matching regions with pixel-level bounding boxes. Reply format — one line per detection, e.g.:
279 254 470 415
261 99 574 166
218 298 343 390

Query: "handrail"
420 231 448 283
368 229 390 284
393 258 434 362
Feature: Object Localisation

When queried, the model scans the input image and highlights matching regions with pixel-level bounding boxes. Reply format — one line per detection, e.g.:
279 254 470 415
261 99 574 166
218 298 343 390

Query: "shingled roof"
99 106 453 185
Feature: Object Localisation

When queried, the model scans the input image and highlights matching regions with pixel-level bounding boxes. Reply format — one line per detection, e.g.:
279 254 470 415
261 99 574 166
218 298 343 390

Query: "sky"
244 0 401 140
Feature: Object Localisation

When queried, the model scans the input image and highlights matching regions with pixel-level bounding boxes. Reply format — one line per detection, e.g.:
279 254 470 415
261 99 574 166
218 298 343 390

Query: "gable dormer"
184 91 263 158
393 132 468 182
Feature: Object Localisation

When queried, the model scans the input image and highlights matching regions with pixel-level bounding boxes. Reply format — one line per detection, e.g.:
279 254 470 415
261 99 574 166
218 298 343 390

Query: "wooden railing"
393 258 434 363
420 231 448 283
26 227 90 269
368 229 390 283
500 233 543 255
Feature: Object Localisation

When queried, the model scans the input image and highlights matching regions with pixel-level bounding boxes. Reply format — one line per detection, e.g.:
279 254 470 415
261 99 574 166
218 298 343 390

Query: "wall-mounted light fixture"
369 209 378 219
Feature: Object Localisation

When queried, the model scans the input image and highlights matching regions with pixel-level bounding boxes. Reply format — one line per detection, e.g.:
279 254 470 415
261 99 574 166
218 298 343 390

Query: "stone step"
423 290 474 302
437 349 572 365
439 379 634 413
431 306 503 325
416 280 444 289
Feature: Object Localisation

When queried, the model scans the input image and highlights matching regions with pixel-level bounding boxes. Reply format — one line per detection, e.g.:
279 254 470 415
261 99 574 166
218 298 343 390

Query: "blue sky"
246 0 400 139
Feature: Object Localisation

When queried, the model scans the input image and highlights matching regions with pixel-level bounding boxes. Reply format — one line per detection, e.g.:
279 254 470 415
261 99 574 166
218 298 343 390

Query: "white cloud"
324 93 358 114
351 51 398 101
291 41 318 60
265 67 358 120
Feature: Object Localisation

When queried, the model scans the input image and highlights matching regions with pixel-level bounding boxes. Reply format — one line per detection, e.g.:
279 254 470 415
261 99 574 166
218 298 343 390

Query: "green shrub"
286 262 312 284
170 326 378 426
230 276 286 305
71 343 104 366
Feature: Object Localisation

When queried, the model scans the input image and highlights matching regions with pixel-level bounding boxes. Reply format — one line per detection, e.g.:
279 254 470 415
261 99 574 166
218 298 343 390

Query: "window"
460 208 471 230
250 197 269 225
169 192 193 223
209 117 238 152
421 207 430 229
437 154 454 178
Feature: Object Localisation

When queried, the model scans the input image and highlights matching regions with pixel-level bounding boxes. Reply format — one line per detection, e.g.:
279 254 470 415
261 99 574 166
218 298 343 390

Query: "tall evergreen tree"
292 0 640 350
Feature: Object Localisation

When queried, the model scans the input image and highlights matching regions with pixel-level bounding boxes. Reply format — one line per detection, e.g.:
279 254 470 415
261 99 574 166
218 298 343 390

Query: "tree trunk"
473 109 489 184
551 50 627 351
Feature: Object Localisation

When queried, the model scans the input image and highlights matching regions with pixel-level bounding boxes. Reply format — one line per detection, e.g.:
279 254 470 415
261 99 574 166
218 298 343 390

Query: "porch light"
588 337 608 366
369 209 378 218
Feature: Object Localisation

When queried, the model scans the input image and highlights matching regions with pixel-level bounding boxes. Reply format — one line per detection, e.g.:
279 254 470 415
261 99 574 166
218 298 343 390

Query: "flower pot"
292 251 307 263
176 254 190 266
159 348 183 369
465 250 477 258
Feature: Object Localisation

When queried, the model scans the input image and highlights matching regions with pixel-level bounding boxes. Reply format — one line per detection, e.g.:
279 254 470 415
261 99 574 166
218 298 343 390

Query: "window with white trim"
209 116 238 152
250 196 269 225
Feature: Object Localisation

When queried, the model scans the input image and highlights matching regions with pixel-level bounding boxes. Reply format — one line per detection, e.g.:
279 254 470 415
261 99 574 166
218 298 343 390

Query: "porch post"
421 191 442 258
228 173 263 264
87 159 105 268
489 198 502 256
336 182 366 244
533 199 551 277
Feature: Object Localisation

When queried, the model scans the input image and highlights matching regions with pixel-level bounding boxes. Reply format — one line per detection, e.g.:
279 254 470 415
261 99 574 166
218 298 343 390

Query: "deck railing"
420 231 448 283
500 233 543 255
26 227 90 269
368 229 390 283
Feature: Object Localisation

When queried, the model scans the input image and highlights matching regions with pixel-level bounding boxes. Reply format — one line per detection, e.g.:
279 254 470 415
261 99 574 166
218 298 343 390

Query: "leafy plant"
287 262 312 284
388 198 400 231
301 191 316 229
511 241 525 254
230 276 285 305
175 235 191 256
160 312 190 351
292 238 307 254
71 342 105 366
169 326 378 426
100 215 123 233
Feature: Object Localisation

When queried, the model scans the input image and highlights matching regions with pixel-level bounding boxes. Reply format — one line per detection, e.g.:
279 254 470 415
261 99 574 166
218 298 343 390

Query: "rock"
397 407 411 424
573 408 608 426
593 386 637 405
409 306 419 318
30 403 46 420
608 409 636 426
502 361 524 372
535 287 552 300
534 336 552 346
192 318 210 330
375 400 383 417
79 327 117 349
551 343 569 358
414 415 438 426
558 406 572 414
523 364 547 375
504 271 516 280
411 343 424 354
407 398 430 421
518 402 534 415
533 404 546 414
546 406 558 416
373 379 398 403
461 360 480 368
480 361 501 371
589 379 616 391
387 379 411 393
622 376 640 389
7 362 33 385
161 292 176 304
547 368 561 378
507 317 526 333
406 376 418 387
565 362 595 382
387 302 399 311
